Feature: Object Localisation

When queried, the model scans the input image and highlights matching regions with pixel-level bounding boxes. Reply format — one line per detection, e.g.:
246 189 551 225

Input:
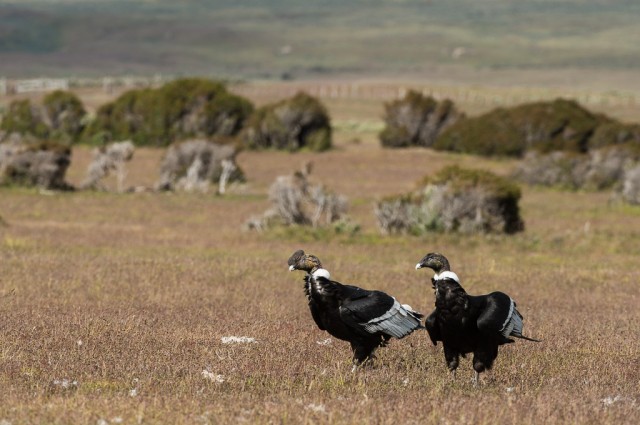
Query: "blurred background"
1 0 639 88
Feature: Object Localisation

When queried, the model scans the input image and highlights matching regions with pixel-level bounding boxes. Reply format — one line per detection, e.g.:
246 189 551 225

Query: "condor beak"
415 263 423 270
289 265 295 272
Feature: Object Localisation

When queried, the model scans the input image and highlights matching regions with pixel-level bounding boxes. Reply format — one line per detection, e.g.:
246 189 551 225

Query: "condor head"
415 252 451 274
287 249 323 274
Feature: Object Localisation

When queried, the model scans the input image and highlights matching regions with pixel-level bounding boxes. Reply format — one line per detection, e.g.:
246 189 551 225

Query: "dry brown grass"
2 87 640 424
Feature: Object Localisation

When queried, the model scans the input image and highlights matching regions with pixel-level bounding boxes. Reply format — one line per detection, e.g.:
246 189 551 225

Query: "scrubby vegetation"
0 99 49 140
84 78 253 147
80 141 135 192
515 144 640 191
433 98 633 157
243 92 332 151
620 164 640 204
379 90 463 148
375 165 523 235
42 90 87 143
0 91 87 144
0 140 73 189
155 138 244 193
245 162 350 231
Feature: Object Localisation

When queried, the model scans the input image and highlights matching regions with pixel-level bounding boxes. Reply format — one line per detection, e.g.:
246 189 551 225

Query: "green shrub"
588 122 640 150
243 92 332 151
0 99 49 139
42 90 87 143
84 78 253 147
379 90 463 148
434 98 612 157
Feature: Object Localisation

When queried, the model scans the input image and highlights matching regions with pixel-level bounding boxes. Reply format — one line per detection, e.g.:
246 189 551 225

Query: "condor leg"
443 345 460 381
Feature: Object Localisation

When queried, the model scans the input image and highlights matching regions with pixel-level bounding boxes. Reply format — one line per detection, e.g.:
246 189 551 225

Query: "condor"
416 252 540 385
288 249 423 370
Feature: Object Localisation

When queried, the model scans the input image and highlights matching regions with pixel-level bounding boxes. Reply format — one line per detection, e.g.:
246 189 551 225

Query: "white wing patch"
362 299 422 338
500 297 524 338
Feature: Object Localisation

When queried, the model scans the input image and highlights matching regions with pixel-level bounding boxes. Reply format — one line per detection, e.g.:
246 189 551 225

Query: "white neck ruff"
433 271 460 283
312 268 331 280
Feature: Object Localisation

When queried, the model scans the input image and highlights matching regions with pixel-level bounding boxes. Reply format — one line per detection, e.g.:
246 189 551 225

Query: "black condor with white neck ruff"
416 252 539 385
288 249 424 370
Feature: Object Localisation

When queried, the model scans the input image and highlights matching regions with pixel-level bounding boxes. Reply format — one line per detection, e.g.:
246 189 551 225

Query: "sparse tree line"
1 78 640 235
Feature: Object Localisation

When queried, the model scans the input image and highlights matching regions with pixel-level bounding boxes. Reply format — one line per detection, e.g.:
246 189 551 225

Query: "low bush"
0 92 86 144
155 138 244 193
0 140 73 189
514 144 640 191
620 164 640 205
245 162 349 231
80 140 135 191
0 99 49 140
42 90 87 143
375 165 524 235
379 90 463 148
243 92 332 151
434 98 612 157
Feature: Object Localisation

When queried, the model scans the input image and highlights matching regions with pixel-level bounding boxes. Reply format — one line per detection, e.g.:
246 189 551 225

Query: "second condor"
416 252 540 385
288 249 424 370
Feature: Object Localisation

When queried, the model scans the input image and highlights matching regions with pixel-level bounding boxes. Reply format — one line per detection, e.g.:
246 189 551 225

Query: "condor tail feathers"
511 333 542 342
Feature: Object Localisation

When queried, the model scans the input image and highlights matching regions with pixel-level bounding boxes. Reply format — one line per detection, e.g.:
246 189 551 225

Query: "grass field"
2 111 640 423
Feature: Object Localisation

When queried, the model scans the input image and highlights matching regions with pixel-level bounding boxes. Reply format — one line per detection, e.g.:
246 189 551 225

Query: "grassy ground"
2 121 640 423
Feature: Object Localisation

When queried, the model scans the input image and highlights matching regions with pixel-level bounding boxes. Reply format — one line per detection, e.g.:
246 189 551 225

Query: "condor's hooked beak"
289 265 295 272
415 263 423 270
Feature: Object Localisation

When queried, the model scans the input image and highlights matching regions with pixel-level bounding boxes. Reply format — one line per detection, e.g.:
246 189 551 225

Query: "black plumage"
288 249 424 369
416 252 539 385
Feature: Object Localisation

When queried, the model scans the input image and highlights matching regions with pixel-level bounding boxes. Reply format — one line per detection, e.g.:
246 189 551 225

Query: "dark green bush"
379 90 463 148
84 78 254 147
42 90 87 143
243 92 332 151
1 92 87 144
0 99 49 139
588 122 640 150
434 98 612 157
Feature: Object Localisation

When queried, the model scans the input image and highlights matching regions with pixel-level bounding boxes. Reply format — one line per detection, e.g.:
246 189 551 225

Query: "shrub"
42 90 87 143
1 93 87 144
0 99 49 139
84 78 254 147
243 92 332 151
588 122 640 150
80 140 135 191
0 140 73 189
514 144 640 191
155 138 245 193
620 164 640 205
375 165 524 235
379 90 463 148
434 98 611 157
245 162 348 231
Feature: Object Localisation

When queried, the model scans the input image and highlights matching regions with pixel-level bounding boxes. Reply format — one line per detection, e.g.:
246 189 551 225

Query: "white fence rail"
12 78 69 94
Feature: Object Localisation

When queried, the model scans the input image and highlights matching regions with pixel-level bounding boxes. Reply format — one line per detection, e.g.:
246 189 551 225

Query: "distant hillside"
1 0 639 81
